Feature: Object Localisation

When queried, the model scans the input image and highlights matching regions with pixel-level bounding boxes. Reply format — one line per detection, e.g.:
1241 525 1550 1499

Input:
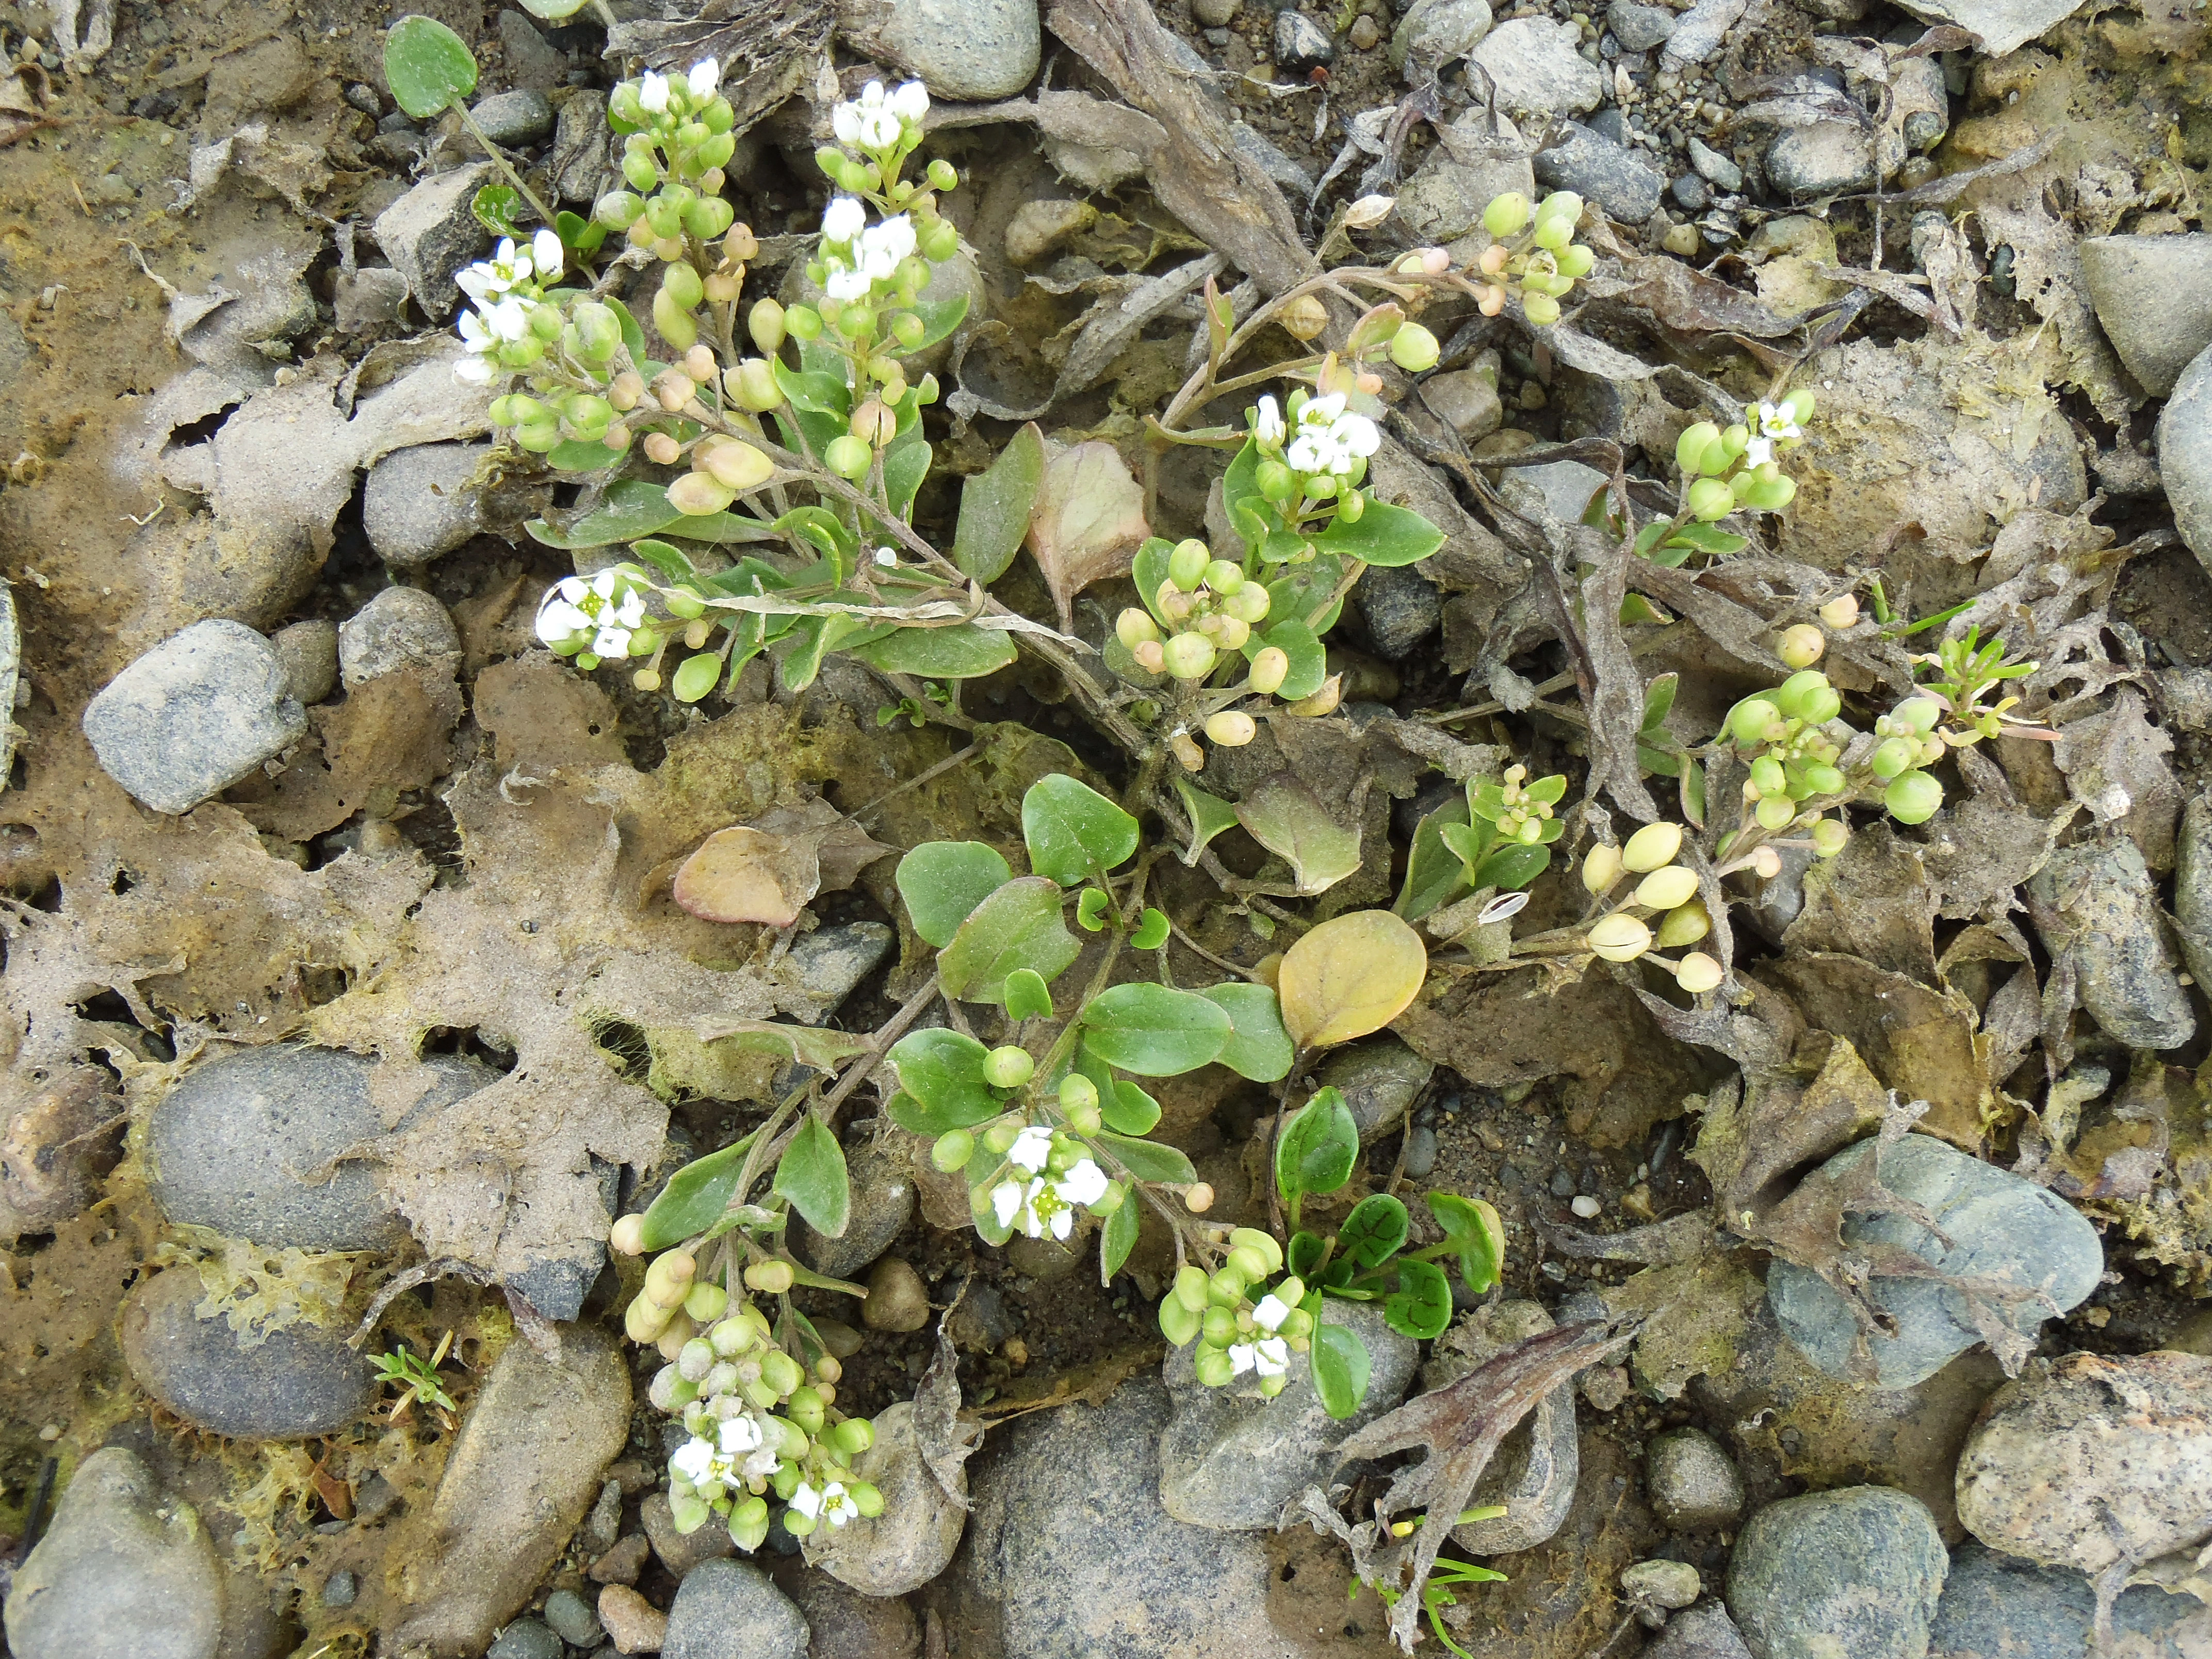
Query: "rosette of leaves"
884 774 1296 1280
1395 767 1568 923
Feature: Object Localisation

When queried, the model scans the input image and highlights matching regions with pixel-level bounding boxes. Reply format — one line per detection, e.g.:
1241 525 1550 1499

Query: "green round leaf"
1382 1257 1451 1340
1196 982 1294 1082
1004 967 1054 1021
886 1029 1000 1130
1022 773 1138 886
1276 1086 1359 1206
896 841 1012 948
384 14 478 120
1312 1320 1373 1420
1338 1193 1409 1270
671 653 723 704
1079 983 1232 1077
937 876 1081 1003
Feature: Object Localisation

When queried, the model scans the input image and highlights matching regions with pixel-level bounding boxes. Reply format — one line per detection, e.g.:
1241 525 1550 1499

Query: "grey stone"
83 620 307 816
1765 123 1878 198
1688 135 1743 191
642 1489 736 1579
2163 343 2212 568
1536 123 1667 223
663 1560 809 1659
1391 0 1492 68
1606 0 1676 47
487 1619 563 1659
334 265 410 334
321 1570 357 1608
469 89 555 148
2176 794 2212 994
1928 1540 2212 1658
1500 458 1609 526
543 1588 603 1647
1727 1487 1948 1659
1660 0 1747 66
548 93 617 205
864 0 1040 101
337 586 461 689
1672 173 1711 213
1892 54 1949 152
363 442 493 568
2 1447 225 1659
771 1562 920 1659
1766 1133 2102 1389
1193 0 1242 25
1467 18 1605 120
1646 1427 1742 1530
1231 121 1316 198
1402 152 1535 243
1350 563 1442 659
1955 1350 2212 1576
1004 198 1095 267
1313 1035 1433 1138
150 1047 493 1252
1622 1558 1702 1609
2082 236 2212 399
2029 838 2195 1050
1159 1300 1419 1530
1403 1125 1439 1178
782 922 894 1023
270 620 338 707
497 11 568 92
372 164 498 318
390 1327 632 1653
948 1375 1311 1656
1273 8 1334 67
120 1268 378 1440
1427 1301 1577 1553
1421 363 1503 441
1646 1604 1754 1659
793 1135 914 1281
1881 0 2092 57
802 1400 967 1595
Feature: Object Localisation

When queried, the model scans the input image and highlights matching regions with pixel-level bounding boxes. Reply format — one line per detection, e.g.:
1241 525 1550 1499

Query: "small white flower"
718 1416 765 1455
1753 399 1801 443
789 1480 824 1519
1742 435 1774 468
832 101 863 145
687 57 721 100
1251 1293 1291 1333
857 214 916 274
1008 1126 1054 1174
1227 1336 1291 1378
1336 411 1381 459
840 79 903 148
639 70 671 113
874 546 898 567
531 227 564 283
822 196 867 243
480 298 530 343
1254 395 1285 448
1053 1158 1109 1209
888 80 930 122
991 1175 1074 1240
1302 391 1347 426
591 623 633 659
819 1482 860 1525
671 1435 722 1486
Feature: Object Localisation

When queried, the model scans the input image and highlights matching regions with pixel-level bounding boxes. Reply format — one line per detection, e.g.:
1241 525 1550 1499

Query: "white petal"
1049 1206 1073 1240
825 268 870 301
532 228 564 280
860 80 886 107
833 104 861 144
1008 1126 1054 1173
890 80 930 120
557 576 589 602
1055 1159 1108 1207
1255 1337 1290 1376
452 356 495 385
720 1416 764 1453
615 594 646 627
639 72 669 112
1227 1343 1257 1376
688 58 721 98
822 196 867 242
1743 436 1773 468
535 600 589 643
990 1180 1026 1228
592 625 632 658
671 1438 715 1483
1340 414 1381 457
790 1482 823 1519
1251 1293 1290 1332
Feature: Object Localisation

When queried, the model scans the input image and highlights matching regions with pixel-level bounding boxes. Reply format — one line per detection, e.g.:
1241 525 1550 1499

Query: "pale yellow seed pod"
1249 646 1290 697
703 270 740 304
1587 912 1653 963
1621 821 1683 872
699 437 775 492
1289 675 1342 717
1171 731 1207 772
1185 1182 1216 1214
1778 623 1826 669
610 1214 646 1256
1818 594 1860 630
1752 845 1783 879
645 1249 697 1307
643 432 682 466
1633 865 1701 912
1674 951 1723 994
655 1311 697 1362
654 371 697 413
683 344 720 384
1581 843 1623 894
1281 294 1328 341
1204 710 1257 747
625 1290 675 1344
1654 898 1711 948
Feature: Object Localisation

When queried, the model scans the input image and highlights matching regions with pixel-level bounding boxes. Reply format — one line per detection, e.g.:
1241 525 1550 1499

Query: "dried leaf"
914 1310 983 1510
2054 688 2179 873
1236 772 1362 897
672 826 820 926
1278 909 1426 1049
1026 441 1149 629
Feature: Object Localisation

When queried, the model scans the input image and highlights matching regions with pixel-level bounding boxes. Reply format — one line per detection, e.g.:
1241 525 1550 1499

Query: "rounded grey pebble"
2159 343 2212 569
487 1618 563 1659
663 1559 809 1659
337 587 461 689
1402 1125 1438 1179
81 620 307 816
321 1570 357 1609
270 620 339 707
1728 1487 1947 1659
468 89 555 147
1672 173 1711 212
1550 1167 1576 1197
1274 8 1335 67
543 1588 603 1647
121 1268 379 1441
1646 1426 1743 1530
1193 0 1242 24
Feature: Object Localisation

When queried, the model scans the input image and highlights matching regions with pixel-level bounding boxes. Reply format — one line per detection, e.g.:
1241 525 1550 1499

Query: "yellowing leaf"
1279 909 1427 1048
1026 439 1149 629
672 826 819 925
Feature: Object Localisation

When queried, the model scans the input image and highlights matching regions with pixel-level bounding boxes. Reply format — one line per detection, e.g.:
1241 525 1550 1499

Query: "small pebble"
1403 1126 1438 1178
1622 1557 1702 1609
321 1570 358 1609
597 1584 669 1655
544 1588 603 1647
487 1619 562 1659
1550 1168 1576 1197
1663 223 1701 255
1571 1194 1603 1218
1194 0 1243 24
1349 13 1380 46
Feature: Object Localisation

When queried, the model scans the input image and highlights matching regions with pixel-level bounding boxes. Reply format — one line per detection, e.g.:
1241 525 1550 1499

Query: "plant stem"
451 97 560 230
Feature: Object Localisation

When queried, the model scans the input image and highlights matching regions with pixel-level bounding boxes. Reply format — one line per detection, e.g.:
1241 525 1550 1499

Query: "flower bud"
1248 646 1290 696
1281 294 1328 341
1884 770 1943 825
644 432 682 466
1634 865 1700 911
1162 632 1217 680
611 1213 646 1255
1587 912 1653 963
1581 843 1622 894
1674 952 1723 994
1185 1181 1215 1213
932 1129 974 1172
1778 624 1826 669
1818 594 1860 630
983 1045 1034 1088
1204 710 1257 747
1389 321 1440 371
608 370 645 411
1621 821 1682 873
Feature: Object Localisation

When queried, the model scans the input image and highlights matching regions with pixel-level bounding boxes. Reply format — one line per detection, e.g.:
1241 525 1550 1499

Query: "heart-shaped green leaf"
937 875 1081 1003
897 841 1013 948
1427 1192 1506 1294
1079 983 1231 1077
1384 1257 1452 1339
1022 774 1138 886
1131 907 1170 950
1004 968 1054 1021
1312 1320 1373 1420
1338 1193 1409 1270
773 1114 849 1237
384 14 478 120
1277 1086 1359 1207
886 1029 999 1129
1196 982 1294 1082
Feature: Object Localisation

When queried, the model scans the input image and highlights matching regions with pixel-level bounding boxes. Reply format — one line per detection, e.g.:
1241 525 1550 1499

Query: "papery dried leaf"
914 1312 983 1511
752 799 896 893
1026 441 1149 629
2055 688 2179 872
672 826 820 926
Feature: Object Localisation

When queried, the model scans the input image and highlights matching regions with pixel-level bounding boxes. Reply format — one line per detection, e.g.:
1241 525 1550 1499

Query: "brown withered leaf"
2055 687 2180 873
1579 225 1796 338
1782 820 1939 984
673 826 820 926
1025 440 1149 629
1689 1032 1894 1222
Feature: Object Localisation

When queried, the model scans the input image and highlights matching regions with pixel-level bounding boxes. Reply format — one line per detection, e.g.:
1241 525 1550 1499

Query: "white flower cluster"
536 570 645 660
819 199 918 302
1743 399 1803 468
790 1478 861 1527
1229 1293 1292 1379
670 1415 776 1491
1253 392 1381 478
638 58 721 118
831 79 929 150
454 229 563 386
989 1126 1110 1241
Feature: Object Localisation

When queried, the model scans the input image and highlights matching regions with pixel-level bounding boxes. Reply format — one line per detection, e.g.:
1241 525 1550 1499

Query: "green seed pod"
851 1482 885 1518
1755 795 1797 831
1208 1267 1247 1306
623 149 659 192
931 1129 975 1172
594 189 644 230
1885 769 1943 825
1194 1345 1236 1388
758 1348 804 1396
982 1118 1020 1156
709 1317 758 1358
1223 583 1271 625
1557 243 1595 279
1533 215 1573 252
1204 559 1245 595
1162 632 1217 680
1783 386 1816 425
684 193 735 239
728 357 783 412
1621 821 1683 873
1727 697 1780 747
743 1259 796 1296
1225 1244 1270 1282
1173 1265 1211 1312
1336 487 1366 525
653 288 700 352
783 304 822 342
1633 866 1700 912
1810 818 1850 857
920 217 960 262
1654 898 1710 948
1389 321 1440 371
1059 1074 1100 1115
1522 291 1562 326
1167 539 1211 590
1536 190 1584 225
1159 1294 1202 1345
1686 477 1734 521
1248 646 1289 696
824 435 873 479
1676 421 1721 478
1800 762 1846 796
833 1417 876 1456
661 262 705 311
1228 1228 1283 1274
1201 1306 1237 1347
1748 755 1786 798
982 1046 1034 1088
728 1495 770 1551
785 1386 826 1435
1483 190 1531 238
684 1282 729 1324
835 303 875 340
626 1291 676 1343
928 157 959 191
678 1337 716 1381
